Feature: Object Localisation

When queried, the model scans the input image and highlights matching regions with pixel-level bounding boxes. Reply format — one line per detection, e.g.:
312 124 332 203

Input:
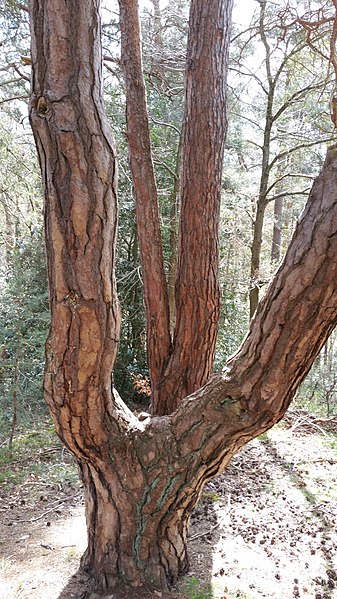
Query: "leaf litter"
0 417 336 599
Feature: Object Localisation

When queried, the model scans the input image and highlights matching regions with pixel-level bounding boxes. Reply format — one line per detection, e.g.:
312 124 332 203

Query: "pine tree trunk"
78 455 192 590
29 0 337 594
118 0 172 402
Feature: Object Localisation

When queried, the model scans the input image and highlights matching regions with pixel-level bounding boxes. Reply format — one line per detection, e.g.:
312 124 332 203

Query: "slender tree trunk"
168 129 183 335
249 197 267 318
150 0 163 49
249 1 273 318
271 195 283 263
118 0 172 407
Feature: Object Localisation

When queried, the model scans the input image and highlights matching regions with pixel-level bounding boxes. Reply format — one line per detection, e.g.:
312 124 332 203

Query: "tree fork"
29 0 337 593
153 0 234 414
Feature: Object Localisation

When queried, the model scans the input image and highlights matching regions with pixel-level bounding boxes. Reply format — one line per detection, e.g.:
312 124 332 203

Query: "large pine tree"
29 0 337 591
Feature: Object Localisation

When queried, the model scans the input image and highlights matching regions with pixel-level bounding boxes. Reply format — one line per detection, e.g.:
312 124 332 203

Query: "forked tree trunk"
120 0 234 415
29 0 337 594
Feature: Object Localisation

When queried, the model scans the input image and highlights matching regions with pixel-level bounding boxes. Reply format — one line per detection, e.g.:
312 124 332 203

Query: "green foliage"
180 576 214 599
0 423 78 486
212 185 251 365
202 490 221 504
0 2 30 122
0 117 41 238
0 230 49 437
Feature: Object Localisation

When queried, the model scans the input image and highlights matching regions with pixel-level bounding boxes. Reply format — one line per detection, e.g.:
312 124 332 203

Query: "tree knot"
36 96 49 116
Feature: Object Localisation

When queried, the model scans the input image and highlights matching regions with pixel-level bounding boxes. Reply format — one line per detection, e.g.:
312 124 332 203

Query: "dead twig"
17 490 82 523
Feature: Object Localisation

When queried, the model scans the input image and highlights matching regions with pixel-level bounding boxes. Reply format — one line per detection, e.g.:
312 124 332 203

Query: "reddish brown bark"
29 0 121 454
153 0 234 414
118 0 233 415
58 153 337 586
118 0 172 403
29 0 337 594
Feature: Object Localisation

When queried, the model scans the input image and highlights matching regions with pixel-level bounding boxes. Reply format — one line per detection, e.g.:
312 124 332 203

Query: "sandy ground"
0 424 336 599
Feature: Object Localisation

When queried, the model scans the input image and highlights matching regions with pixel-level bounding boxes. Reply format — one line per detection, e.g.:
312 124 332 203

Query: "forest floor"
0 413 336 599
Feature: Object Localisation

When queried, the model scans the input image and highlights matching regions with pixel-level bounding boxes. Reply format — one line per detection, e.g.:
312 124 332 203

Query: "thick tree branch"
143 152 337 473
29 0 123 456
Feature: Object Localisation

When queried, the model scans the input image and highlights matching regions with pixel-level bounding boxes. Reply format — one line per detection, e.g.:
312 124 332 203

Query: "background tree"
229 0 335 317
0 110 47 439
0 1 30 108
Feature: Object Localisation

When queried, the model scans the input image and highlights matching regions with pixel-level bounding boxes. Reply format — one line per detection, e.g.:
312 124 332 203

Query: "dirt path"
1 424 336 599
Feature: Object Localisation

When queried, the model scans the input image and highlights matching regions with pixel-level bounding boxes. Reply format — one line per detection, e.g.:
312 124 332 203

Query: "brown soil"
1 423 336 599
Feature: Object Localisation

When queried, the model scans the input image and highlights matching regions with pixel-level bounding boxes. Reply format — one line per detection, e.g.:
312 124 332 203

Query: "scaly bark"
29 0 121 455
153 0 234 414
77 153 337 584
29 0 337 593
